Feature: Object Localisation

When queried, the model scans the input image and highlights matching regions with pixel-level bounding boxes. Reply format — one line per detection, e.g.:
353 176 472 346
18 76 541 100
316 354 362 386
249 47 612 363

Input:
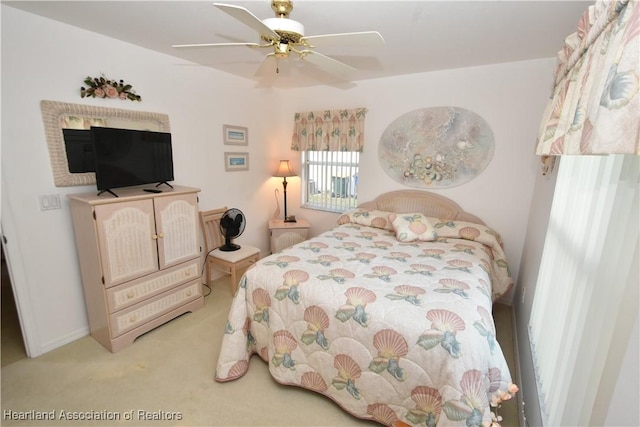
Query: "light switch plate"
39 194 61 211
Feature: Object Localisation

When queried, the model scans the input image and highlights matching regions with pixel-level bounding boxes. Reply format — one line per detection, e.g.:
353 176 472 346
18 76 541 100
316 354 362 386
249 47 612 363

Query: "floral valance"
291 108 368 152
535 0 639 156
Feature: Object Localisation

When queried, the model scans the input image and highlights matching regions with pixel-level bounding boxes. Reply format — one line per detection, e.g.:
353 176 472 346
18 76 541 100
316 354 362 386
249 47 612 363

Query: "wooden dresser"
67 185 203 352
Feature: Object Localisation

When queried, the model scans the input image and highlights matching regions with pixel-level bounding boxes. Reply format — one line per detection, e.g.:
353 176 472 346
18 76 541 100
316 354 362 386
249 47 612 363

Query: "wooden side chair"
199 207 260 293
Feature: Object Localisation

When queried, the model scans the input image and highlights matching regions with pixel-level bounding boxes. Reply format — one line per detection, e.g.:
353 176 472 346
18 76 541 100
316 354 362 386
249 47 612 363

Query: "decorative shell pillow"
389 212 437 242
337 209 394 231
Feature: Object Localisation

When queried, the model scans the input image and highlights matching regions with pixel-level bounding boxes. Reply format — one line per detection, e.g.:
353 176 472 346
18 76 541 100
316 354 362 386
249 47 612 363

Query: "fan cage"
219 208 246 252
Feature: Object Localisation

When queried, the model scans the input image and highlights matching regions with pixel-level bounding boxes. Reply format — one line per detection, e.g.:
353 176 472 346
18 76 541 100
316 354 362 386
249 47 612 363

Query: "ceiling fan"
172 0 385 81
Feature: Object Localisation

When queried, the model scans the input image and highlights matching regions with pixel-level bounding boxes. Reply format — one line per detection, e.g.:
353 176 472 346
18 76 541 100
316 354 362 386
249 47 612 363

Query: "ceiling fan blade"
301 31 385 49
172 42 261 49
301 51 357 77
254 53 277 77
213 3 281 41
254 53 289 86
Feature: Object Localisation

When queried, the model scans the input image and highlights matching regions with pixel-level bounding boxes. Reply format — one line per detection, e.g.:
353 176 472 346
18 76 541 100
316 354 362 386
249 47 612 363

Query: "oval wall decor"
378 106 494 189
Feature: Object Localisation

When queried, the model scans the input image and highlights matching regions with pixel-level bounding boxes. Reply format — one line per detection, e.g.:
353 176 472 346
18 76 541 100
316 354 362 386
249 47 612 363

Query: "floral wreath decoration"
80 74 141 101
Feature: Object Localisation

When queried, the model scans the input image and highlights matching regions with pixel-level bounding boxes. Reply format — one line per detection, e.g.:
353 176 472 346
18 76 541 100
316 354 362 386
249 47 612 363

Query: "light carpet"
1 272 519 426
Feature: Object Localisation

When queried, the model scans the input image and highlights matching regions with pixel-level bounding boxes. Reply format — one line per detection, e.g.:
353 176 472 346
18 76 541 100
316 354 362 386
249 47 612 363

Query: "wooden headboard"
357 190 485 225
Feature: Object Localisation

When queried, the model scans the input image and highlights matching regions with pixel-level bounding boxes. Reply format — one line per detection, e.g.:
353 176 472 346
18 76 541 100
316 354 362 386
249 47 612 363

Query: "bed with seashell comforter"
215 190 515 426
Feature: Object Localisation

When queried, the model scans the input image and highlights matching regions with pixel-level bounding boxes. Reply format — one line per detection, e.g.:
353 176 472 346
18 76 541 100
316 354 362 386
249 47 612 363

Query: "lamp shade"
273 160 296 178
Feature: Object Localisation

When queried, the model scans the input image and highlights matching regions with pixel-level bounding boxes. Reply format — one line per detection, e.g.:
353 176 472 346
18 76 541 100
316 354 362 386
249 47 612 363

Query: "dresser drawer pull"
129 315 137 323
127 291 135 299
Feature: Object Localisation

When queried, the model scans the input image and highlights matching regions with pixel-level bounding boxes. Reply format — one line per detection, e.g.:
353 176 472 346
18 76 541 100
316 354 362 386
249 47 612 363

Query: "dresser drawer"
106 259 199 314
109 280 201 338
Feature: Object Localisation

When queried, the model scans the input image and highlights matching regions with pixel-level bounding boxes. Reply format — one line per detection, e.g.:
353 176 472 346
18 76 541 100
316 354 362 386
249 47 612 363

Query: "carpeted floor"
1 271 519 426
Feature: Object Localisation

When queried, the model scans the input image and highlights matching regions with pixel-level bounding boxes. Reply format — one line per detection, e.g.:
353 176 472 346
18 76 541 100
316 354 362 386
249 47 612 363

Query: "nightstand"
268 218 311 253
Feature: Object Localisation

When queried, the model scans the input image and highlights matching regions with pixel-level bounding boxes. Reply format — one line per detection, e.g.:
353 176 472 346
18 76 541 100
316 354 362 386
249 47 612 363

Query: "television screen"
90 127 174 192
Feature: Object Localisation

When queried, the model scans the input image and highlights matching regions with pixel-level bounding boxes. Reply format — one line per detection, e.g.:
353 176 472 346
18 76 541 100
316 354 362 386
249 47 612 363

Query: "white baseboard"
38 326 90 356
511 306 527 427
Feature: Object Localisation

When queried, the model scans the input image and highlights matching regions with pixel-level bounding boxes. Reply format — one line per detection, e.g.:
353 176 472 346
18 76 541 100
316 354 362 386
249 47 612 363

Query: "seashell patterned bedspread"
215 218 514 426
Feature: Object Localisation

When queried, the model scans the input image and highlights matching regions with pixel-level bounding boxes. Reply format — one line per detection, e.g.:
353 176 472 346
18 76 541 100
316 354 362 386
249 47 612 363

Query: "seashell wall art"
378 107 494 189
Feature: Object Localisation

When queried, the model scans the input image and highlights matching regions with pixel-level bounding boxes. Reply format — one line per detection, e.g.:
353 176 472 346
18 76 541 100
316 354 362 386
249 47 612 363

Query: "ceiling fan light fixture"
275 42 289 58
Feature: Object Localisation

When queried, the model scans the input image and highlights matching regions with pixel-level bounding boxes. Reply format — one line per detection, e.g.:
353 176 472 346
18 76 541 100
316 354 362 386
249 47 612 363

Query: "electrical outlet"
521 286 526 304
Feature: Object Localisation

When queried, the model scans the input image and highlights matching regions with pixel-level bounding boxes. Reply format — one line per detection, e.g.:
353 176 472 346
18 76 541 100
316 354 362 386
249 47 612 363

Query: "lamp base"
284 215 297 223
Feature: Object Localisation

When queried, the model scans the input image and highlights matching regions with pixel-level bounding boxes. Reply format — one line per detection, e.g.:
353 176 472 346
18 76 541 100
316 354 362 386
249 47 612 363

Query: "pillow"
389 213 437 242
337 209 394 231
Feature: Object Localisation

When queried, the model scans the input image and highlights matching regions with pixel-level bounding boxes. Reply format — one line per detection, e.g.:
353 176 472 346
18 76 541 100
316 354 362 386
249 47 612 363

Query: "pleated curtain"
536 0 639 156
290 108 368 152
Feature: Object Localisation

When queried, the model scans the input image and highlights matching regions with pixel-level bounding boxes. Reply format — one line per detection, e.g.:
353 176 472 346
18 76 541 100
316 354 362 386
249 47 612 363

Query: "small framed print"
224 152 249 171
223 124 248 145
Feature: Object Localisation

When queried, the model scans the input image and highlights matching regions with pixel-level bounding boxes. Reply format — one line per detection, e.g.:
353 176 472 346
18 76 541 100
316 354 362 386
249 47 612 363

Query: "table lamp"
273 160 297 223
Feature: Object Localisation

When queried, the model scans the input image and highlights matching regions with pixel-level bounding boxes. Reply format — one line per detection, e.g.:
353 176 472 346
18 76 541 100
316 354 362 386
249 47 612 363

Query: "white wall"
2 4 557 358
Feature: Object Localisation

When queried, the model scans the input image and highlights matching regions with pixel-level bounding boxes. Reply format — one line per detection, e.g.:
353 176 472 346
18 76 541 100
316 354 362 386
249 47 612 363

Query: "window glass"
302 151 359 213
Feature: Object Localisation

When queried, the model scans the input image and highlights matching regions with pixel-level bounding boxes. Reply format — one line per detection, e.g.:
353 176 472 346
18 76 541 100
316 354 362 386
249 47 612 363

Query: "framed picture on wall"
223 124 248 145
224 152 249 171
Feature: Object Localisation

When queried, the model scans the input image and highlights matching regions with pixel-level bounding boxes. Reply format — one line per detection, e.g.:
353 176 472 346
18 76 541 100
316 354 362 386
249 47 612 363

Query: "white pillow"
389 213 437 242
338 209 394 231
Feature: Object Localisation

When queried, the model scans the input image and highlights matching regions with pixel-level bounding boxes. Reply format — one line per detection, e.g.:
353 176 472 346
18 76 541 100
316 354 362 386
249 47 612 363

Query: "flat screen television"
90 127 174 196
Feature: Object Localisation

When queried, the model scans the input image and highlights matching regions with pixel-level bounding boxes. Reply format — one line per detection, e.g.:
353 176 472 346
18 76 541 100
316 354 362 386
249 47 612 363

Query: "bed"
215 190 515 426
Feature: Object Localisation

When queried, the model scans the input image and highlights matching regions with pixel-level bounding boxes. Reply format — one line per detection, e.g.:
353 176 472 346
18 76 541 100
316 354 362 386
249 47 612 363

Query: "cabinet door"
271 229 308 253
95 199 159 288
153 193 200 269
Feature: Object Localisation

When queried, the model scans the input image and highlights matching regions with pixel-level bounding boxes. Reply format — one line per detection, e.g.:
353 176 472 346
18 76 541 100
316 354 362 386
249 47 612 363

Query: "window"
291 107 368 213
302 151 359 213
528 154 639 426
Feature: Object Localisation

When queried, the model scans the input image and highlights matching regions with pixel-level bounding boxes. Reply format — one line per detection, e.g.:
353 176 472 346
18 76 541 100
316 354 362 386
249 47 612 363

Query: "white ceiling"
4 0 592 89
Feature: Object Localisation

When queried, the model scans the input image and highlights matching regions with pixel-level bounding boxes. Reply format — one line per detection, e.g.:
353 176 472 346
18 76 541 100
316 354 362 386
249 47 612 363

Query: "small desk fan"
219 208 246 252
